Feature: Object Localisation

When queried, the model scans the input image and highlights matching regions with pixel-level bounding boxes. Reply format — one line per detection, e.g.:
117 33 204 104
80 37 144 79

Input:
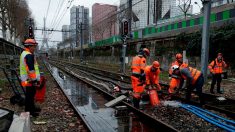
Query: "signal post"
121 19 129 74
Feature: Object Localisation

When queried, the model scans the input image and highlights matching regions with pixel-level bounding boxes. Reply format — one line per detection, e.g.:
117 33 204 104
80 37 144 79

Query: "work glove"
153 84 161 91
145 84 151 90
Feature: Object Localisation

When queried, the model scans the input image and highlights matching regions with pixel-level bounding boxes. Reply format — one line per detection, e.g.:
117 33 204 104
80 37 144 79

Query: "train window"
159 27 162 32
171 24 174 30
186 20 190 27
194 18 200 25
178 22 182 28
216 12 223 21
165 25 168 31
230 9 235 18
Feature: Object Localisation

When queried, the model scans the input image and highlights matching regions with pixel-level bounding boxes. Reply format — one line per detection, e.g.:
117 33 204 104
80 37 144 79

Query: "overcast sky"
27 0 202 48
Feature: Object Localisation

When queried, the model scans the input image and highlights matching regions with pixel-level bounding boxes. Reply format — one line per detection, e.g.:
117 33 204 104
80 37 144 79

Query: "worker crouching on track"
168 53 185 95
144 61 161 106
208 53 227 94
20 38 41 117
131 48 150 109
171 64 205 105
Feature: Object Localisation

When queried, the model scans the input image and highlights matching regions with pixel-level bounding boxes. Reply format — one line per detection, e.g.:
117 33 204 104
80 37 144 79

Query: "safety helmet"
143 48 150 56
24 39 38 46
175 53 183 60
152 61 160 68
171 65 179 71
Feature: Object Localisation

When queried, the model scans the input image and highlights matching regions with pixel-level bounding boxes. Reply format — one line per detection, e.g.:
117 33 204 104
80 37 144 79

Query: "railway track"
50 59 235 119
45 60 178 131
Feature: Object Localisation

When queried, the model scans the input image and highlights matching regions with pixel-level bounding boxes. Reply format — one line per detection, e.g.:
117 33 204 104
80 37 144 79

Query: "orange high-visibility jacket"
181 67 201 85
208 59 227 74
131 55 146 75
169 61 180 75
144 66 160 85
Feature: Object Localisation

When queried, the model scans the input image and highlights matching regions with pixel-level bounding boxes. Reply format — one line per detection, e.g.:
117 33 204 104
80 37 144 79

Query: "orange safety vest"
208 59 227 74
181 67 201 85
131 55 146 75
144 66 160 85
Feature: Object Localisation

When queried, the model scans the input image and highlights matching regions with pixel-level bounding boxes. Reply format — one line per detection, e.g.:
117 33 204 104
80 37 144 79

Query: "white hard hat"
171 65 179 71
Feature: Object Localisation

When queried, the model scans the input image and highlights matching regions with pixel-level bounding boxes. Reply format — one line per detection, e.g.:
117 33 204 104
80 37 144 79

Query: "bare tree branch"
177 0 191 19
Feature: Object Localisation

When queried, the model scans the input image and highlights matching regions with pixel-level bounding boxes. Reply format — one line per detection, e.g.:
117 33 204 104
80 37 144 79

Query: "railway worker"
144 61 161 106
20 38 41 117
208 53 227 94
131 48 150 108
168 53 184 94
145 61 161 91
171 64 205 105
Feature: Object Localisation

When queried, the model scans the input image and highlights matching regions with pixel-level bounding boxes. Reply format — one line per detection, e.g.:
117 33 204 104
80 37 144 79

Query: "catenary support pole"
201 0 211 82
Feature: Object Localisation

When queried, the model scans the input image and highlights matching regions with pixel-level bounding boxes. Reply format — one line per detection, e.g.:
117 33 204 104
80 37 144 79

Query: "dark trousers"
210 74 222 92
25 86 36 113
186 74 204 104
133 97 140 109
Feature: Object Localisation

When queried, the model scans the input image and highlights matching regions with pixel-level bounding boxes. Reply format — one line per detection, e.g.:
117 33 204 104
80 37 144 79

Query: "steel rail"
47 60 178 131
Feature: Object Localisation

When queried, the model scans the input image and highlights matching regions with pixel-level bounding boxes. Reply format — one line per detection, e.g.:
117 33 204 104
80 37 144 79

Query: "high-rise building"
70 5 89 47
62 25 70 41
120 0 149 29
119 0 164 30
119 0 194 30
92 3 118 41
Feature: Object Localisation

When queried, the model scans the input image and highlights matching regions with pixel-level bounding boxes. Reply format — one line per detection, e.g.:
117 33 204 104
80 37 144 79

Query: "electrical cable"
50 0 64 28
190 105 235 125
45 0 52 23
180 104 235 131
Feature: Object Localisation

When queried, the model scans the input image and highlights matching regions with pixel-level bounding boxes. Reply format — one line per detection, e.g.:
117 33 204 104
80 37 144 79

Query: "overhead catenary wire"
49 0 64 28
44 0 144 43
50 0 70 30
45 0 52 25
49 0 74 40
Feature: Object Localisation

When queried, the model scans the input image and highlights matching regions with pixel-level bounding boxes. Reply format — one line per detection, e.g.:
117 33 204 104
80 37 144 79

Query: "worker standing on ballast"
20 38 41 117
131 48 150 108
208 53 227 94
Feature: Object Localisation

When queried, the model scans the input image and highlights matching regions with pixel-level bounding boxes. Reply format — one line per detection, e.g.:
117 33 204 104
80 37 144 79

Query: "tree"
0 0 31 42
177 0 192 19
0 0 8 39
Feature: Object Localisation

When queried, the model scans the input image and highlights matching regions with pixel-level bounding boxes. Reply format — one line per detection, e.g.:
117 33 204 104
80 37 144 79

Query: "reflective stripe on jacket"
131 55 146 75
208 59 227 74
20 49 40 87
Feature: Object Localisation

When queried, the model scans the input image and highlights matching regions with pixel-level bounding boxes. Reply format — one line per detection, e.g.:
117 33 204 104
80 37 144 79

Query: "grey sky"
27 0 202 48
27 0 120 47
